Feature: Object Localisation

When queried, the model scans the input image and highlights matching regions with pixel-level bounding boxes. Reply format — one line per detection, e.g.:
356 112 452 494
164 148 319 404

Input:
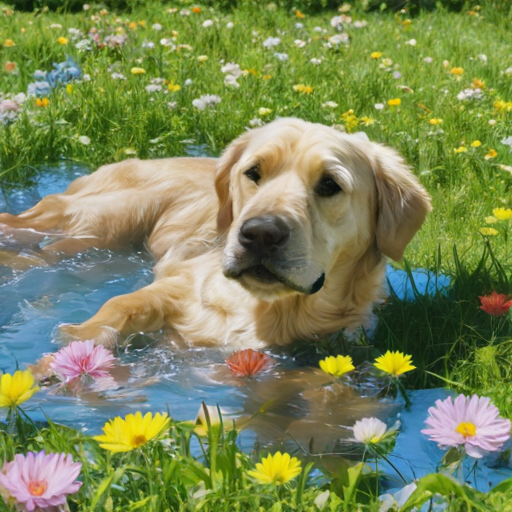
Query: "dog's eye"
244 165 261 184
315 176 342 197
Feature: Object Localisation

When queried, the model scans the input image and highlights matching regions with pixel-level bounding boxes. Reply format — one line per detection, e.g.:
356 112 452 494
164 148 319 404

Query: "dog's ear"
215 133 249 233
373 144 432 261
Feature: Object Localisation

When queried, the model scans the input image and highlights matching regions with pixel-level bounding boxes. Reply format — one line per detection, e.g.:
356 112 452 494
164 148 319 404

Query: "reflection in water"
0 164 399 463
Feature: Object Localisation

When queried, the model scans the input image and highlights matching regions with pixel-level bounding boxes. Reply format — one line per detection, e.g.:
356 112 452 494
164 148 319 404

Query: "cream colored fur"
0 118 431 349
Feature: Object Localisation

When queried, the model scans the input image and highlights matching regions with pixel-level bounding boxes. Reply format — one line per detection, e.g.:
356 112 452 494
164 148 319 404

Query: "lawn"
1 0 512 510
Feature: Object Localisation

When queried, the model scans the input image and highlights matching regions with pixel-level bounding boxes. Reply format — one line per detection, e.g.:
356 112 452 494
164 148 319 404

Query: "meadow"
2 0 512 510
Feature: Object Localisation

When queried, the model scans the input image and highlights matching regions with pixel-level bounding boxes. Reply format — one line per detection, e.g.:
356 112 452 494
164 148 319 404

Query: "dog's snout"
238 215 291 255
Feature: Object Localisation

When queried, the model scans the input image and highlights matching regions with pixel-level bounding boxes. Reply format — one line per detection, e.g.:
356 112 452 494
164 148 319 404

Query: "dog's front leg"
59 279 177 349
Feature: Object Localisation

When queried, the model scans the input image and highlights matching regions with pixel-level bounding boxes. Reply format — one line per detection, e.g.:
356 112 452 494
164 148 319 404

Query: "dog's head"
215 118 431 301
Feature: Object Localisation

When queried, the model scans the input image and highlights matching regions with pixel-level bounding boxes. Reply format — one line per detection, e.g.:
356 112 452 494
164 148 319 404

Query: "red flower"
226 349 270 377
479 291 512 316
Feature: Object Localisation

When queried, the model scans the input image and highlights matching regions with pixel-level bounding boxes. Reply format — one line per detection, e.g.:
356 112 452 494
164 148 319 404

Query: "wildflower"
221 62 242 78
421 394 511 458
192 6 201 13
0 452 82 511
128 22 137 30
50 340 115 383
374 103 384 110
371 51 382 59
387 98 401 107
429 118 443 125
489 119 496 126
484 149 497 160
295 9 305 18
196 55 208 62
130 67 146 75
202 20 213 28
328 34 349 46
485 216 498 224
319 355 354 377
501 136 512 150
479 291 512 315
493 208 512 220
381 58 393 67
4 61 16 72
192 94 221 110
3 39 15 47
248 452 301 485
57 37 68 45
405 38 416 46
454 146 467 153
424 56 433 63
393 71 402 80
310 58 323 65
351 417 396 444
374 351 415 377
168 83 180 92
224 74 239 87
193 403 227 436
293 84 313 94
249 118 264 127
450 67 464 75
322 101 338 109
226 349 270 377
258 107 272 116
262 75 272 80
479 227 498 236
263 37 280 49
274 52 288 61
0 370 39 408
330 15 351 30
35 97 50 107
360 116 375 126
94 412 170 452
152 23 162 30
473 78 485 89
471 140 482 148
78 136 91 145
111 72 126 80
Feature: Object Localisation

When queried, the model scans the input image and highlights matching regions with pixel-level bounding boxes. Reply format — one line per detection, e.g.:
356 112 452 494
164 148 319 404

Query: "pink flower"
50 340 115 383
0 451 82 511
421 394 511 458
226 349 270 377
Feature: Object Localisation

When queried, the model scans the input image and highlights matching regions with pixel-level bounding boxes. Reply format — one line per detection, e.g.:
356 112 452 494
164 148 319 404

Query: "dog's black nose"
238 215 291 255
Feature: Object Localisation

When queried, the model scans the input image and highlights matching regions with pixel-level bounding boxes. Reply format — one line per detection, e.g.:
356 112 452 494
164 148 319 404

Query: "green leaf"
342 462 365 511
91 467 126 510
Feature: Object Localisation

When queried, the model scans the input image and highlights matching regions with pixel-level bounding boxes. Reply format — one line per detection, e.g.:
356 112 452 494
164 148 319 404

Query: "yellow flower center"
455 422 476 437
28 480 47 496
132 434 147 447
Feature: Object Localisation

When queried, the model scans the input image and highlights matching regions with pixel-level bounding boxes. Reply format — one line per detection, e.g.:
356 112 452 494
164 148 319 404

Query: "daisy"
248 452 301 485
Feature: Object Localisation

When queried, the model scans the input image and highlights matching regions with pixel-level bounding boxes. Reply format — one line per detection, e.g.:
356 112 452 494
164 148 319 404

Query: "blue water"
1 165 511 488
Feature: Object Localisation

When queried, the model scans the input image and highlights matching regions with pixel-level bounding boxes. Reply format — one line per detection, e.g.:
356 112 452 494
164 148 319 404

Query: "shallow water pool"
1 165 511 488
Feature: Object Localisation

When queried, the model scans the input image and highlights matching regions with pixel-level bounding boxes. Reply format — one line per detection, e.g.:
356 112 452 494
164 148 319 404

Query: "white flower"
405 38 417 46
489 119 496 125
322 101 338 108
263 37 280 49
75 39 90 51
295 22 304 29
67 28 83 39
167 101 177 109
352 417 388 444
393 71 402 79
49 23 62 29
379 483 417 512
424 56 433 63
226 22 234 29
192 94 221 110
328 33 349 46
142 41 155 49
501 136 512 150
310 58 323 65
457 88 483 101
221 62 242 78
224 75 239 87
294 39 307 48
478 54 487 62
152 23 162 31
184 78 193 86
249 118 264 127
374 103 384 110
313 26 326 33
274 52 288 61
160 38 175 47
145 84 162 93
111 73 126 80
181 9 190 16
505 67 512 76
203 20 213 28
83 3 90 10
78 135 91 145
330 15 351 30
353 20 367 28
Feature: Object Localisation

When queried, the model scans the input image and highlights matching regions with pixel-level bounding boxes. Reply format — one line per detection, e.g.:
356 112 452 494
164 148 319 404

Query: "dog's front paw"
59 322 120 349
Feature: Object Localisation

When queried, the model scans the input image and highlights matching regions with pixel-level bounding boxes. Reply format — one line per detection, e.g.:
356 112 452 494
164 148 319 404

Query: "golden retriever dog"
0 118 431 349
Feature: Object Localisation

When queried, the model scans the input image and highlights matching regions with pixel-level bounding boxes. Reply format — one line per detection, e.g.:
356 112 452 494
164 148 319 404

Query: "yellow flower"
341 111 359 132
262 74 272 80
485 216 498 224
471 140 481 148
450 67 464 75
319 355 355 377
493 208 512 220
0 370 39 408
130 67 146 75
473 78 485 89
94 412 170 452
57 37 68 45
429 118 443 125
454 146 467 153
197 55 208 62
168 83 181 92
374 351 416 377
248 452 302 485
485 149 497 160
192 6 201 13
360 116 375 126
128 22 137 30
293 84 313 94
371 51 382 59
295 10 305 18
66 84 73 94
258 107 272 116
494 100 512 112
3 39 15 47
387 98 401 107
479 227 499 236
36 97 50 107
